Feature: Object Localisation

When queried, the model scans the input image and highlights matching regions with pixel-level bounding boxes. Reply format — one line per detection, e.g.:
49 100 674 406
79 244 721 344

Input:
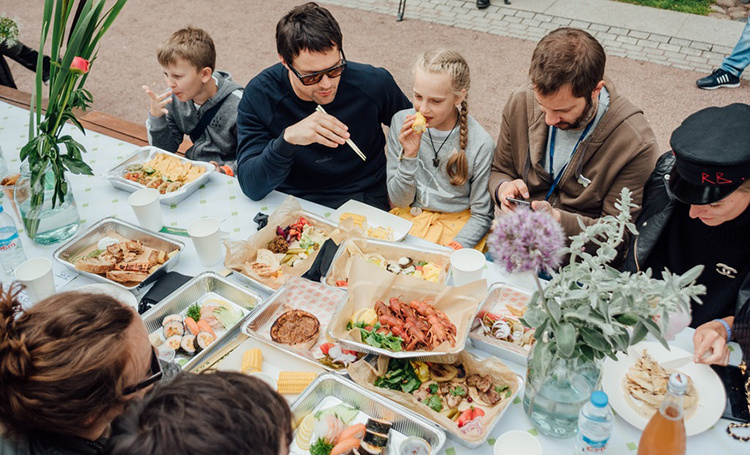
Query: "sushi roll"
165 335 182 351
365 418 392 436
180 335 197 356
362 431 388 448
193 331 216 353
163 321 185 338
358 441 382 455
161 314 184 326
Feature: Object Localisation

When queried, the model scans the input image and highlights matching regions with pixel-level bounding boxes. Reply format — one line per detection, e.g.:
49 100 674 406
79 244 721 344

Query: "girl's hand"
398 115 423 158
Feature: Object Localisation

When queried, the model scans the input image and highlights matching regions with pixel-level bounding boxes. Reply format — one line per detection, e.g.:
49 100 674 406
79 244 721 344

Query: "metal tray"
103 146 215 205
53 216 184 292
242 283 349 375
469 282 534 366
322 237 452 287
290 372 446 454
142 271 263 373
231 211 338 295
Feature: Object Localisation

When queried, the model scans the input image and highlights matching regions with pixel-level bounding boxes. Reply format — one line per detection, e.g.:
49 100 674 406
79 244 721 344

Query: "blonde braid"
447 99 469 186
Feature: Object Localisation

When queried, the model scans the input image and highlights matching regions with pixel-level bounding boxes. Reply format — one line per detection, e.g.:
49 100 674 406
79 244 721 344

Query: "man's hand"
143 85 172 118
497 179 530 212
283 111 350 148
693 318 731 365
531 200 561 222
398 114 424 158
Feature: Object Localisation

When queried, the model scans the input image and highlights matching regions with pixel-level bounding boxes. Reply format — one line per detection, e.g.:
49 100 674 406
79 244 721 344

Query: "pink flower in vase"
70 57 90 74
488 207 565 274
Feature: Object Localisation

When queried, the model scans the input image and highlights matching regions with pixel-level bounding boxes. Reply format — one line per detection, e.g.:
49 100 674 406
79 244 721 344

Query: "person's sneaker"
696 68 740 90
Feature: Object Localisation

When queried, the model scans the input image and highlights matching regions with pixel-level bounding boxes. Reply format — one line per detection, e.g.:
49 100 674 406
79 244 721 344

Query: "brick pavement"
323 0 750 80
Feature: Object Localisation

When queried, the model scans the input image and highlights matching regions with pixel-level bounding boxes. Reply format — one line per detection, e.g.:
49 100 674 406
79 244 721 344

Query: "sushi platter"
290 373 446 455
142 272 262 372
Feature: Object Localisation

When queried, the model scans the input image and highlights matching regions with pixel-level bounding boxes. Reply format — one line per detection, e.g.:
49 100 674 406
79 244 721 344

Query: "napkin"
301 238 340 282
138 271 193 314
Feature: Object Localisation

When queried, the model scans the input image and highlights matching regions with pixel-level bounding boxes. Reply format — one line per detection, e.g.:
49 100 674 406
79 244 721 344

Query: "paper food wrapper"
347 351 519 443
470 285 534 357
324 237 451 286
224 196 344 289
249 277 347 361
329 258 487 354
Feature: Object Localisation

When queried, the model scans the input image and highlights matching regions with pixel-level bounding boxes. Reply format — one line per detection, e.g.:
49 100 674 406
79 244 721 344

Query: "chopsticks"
315 105 366 161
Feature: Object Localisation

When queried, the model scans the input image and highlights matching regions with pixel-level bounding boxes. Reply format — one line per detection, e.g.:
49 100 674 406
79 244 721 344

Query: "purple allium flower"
488 208 565 274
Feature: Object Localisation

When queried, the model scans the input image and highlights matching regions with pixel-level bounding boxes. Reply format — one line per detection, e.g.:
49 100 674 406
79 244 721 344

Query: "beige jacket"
489 78 660 239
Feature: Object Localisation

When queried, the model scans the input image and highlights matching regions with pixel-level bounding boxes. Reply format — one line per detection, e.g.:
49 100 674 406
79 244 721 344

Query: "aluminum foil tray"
322 237 452 287
290 372 446 454
468 282 534 366
103 146 215 205
142 271 263 373
242 283 349 375
53 216 184 291
231 211 337 295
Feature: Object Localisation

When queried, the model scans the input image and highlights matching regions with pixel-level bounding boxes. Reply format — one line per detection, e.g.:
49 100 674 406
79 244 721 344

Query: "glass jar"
14 162 80 244
522 344 601 438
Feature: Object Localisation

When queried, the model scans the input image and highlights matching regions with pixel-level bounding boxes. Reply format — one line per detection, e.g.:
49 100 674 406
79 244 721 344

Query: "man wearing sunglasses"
236 2 411 211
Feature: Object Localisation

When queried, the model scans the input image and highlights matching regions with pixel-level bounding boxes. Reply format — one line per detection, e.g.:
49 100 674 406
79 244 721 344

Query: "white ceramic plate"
332 199 413 242
74 283 138 308
601 341 725 436
215 336 326 403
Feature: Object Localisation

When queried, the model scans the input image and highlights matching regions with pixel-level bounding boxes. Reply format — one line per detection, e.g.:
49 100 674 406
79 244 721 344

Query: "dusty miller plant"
518 188 706 374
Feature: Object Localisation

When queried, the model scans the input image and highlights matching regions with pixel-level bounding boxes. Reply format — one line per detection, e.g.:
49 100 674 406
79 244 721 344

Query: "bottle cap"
590 390 608 408
667 372 688 396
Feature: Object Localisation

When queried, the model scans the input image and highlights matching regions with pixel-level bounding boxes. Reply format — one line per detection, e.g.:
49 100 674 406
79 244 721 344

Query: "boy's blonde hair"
157 27 216 72
415 49 471 186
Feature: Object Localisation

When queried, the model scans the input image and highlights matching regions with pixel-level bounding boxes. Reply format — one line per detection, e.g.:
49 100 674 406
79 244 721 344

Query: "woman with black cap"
624 103 750 367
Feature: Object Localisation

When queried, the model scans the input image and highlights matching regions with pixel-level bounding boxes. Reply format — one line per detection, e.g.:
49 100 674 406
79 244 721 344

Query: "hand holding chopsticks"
315 105 366 161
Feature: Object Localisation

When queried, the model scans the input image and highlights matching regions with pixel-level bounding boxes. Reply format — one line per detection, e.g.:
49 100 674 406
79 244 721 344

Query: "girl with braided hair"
387 49 494 250
0 283 163 455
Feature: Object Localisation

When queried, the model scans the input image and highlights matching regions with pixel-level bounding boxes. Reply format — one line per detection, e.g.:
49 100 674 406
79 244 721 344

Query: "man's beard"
556 96 596 130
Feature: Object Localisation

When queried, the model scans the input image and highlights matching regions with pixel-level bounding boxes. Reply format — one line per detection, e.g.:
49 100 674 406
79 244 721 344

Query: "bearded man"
489 28 659 244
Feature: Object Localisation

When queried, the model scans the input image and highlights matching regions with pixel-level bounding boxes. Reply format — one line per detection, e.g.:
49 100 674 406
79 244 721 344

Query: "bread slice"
75 256 117 274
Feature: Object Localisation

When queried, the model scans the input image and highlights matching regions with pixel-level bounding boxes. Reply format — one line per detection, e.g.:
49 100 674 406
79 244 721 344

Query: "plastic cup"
493 430 542 455
128 188 162 232
450 248 486 286
14 257 55 303
188 217 223 266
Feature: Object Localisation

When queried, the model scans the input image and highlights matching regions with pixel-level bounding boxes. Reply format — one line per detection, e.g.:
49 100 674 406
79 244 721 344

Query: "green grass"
613 0 712 15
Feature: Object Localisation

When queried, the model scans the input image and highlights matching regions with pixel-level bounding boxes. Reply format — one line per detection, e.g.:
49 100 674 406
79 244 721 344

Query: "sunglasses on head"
123 348 163 396
288 50 347 86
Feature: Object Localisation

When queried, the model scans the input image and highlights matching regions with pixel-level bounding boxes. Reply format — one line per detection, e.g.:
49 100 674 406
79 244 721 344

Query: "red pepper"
457 406 484 428
319 342 334 355
335 280 349 287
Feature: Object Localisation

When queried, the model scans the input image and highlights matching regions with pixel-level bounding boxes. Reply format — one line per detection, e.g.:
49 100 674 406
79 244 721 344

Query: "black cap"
669 103 750 205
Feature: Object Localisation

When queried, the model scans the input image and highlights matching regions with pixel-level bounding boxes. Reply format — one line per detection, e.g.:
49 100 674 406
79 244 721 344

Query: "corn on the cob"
241 348 263 374
339 212 367 229
277 371 317 394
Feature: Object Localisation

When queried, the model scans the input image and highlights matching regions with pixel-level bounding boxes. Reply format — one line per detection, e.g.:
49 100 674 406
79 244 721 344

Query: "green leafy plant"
496 189 706 374
19 0 127 235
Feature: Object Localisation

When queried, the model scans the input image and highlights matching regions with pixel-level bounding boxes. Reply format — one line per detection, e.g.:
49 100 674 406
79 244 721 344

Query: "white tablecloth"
0 100 746 455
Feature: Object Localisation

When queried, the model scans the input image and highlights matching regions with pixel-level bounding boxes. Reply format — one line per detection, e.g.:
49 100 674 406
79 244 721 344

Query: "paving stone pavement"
323 0 750 80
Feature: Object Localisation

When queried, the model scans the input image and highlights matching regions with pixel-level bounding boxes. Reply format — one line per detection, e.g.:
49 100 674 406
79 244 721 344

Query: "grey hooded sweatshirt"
146 71 243 172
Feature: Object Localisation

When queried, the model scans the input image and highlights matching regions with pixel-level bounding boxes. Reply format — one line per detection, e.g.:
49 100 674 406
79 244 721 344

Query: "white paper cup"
450 248 486 286
128 188 162 232
493 430 542 455
188 217 222 266
13 257 55 303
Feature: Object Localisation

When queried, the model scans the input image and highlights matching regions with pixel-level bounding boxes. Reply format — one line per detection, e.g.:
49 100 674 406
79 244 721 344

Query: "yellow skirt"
389 207 487 251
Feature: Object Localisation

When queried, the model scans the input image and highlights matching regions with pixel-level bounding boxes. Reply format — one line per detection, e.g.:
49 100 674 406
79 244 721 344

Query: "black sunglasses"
288 50 347 86
123 348 163 395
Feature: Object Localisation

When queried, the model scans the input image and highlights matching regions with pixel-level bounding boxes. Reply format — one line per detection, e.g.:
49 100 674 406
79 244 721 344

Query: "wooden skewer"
315 105 366 161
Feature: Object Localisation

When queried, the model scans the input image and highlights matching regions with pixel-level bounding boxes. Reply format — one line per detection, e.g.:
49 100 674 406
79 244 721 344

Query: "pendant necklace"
426 115 459 168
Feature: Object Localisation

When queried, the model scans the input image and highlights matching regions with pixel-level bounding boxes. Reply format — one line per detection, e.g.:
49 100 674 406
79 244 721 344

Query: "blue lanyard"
545 120 594 200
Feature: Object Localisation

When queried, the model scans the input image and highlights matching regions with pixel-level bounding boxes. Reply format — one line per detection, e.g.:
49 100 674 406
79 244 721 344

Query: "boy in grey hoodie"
143 27 242 175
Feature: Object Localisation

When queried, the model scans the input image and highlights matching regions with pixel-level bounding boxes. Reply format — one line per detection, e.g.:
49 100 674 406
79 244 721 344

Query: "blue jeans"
721 16 750 77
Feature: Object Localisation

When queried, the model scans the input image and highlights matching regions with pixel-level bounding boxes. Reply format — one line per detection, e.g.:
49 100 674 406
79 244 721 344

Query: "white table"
0 100 746 455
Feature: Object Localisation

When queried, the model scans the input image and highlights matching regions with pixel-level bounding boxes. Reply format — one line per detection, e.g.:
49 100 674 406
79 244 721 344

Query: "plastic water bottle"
0 202 27 274
575 390 613 454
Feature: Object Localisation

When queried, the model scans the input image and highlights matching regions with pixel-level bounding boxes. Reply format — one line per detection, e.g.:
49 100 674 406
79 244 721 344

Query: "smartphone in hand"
506 197 532 209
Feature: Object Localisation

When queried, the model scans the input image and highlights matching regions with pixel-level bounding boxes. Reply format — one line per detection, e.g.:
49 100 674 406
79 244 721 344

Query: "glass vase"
14 162 80 244
522 343 601 438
